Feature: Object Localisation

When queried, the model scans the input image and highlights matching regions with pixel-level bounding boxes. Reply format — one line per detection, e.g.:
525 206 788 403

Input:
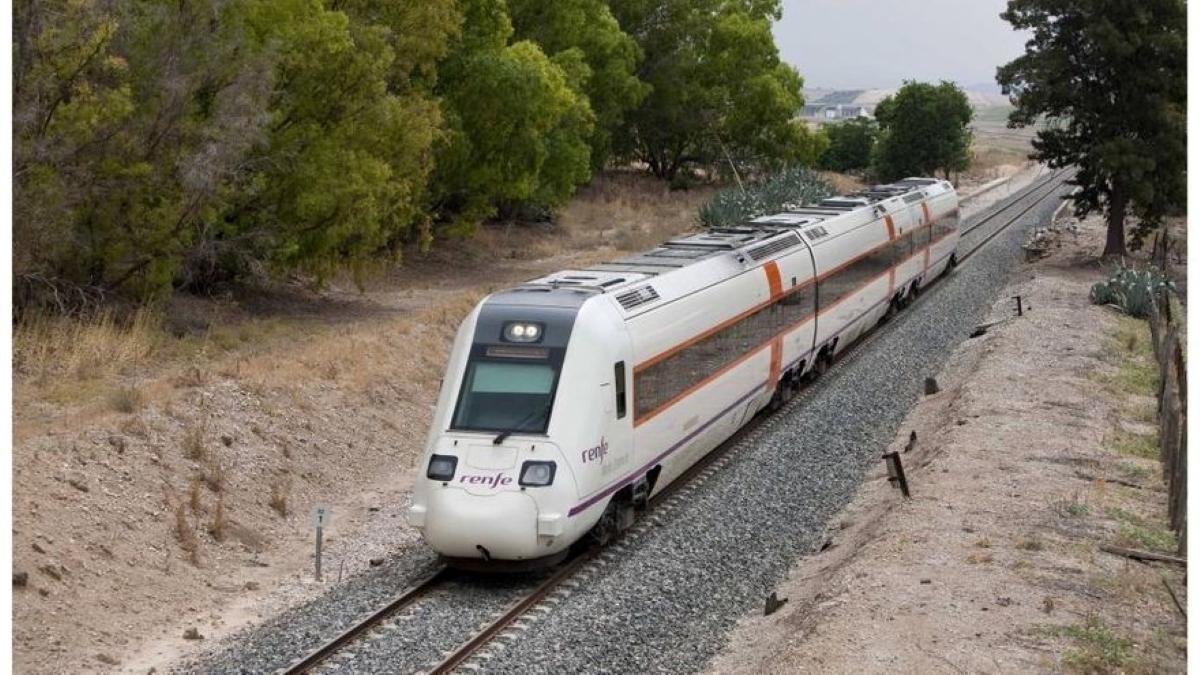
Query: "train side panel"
810 216 893 355
623 265 776 495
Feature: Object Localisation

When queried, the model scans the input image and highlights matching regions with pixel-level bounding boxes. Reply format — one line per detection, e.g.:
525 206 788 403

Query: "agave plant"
699 167 833 229
1089 265 1175 318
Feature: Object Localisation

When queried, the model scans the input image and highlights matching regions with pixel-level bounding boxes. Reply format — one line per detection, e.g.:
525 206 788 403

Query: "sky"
772 0 1031 90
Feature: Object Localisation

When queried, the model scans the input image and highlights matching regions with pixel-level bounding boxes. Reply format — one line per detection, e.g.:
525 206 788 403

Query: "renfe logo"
581 437 608 464
459 473 512 489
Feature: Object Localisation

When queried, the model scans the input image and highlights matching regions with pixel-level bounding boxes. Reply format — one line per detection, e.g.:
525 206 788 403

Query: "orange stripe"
632 229 960 424
635 341 772 427
636 232 901 374
888 267 895 297
764 261 783 300
636 276 815 374
884 215 896 240
921 202 932 225
769 337 782 384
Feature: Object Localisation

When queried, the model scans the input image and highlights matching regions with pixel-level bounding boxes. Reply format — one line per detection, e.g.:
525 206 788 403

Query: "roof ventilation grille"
746 232 802 261
615 285 661 310
803 225 831 242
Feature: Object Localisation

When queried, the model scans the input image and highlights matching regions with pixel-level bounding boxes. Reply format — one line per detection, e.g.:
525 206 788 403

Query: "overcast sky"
773 0 1031 90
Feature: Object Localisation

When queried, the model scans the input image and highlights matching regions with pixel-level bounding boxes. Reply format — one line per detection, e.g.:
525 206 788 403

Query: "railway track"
281 168 1073 675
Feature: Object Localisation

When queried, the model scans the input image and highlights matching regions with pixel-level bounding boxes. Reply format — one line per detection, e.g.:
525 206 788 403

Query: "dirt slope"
708 215 1186 673
10 167 1030 673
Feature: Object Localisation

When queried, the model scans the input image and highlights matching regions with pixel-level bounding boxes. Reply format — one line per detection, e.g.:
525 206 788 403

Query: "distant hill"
802 87 1011 114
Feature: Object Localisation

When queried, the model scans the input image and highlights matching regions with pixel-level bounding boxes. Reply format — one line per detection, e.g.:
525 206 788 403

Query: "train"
408 177 960 568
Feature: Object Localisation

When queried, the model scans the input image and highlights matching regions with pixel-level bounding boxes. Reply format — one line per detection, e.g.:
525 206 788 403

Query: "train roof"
508 177 955 316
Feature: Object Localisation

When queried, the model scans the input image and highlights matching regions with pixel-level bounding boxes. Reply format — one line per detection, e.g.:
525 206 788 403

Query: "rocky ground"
11 172 719 674
709 212 1187 673
183 168 1056 674
10 166 1033 674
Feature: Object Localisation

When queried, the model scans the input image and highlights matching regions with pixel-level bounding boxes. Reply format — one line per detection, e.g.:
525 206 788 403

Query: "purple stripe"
567 382 768 516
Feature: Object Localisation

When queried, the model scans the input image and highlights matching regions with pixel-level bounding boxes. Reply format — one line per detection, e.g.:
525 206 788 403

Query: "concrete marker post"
312 505 331 581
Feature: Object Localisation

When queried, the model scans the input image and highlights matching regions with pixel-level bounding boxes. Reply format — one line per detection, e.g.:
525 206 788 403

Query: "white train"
408 178 960 567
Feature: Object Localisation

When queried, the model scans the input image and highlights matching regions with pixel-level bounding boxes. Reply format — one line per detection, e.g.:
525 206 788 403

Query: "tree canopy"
13 0 815 307
872 81 973 182
507 0 650 169
608 0 820 180
819 118 878 173
997 0 1186 257
430 0 595 232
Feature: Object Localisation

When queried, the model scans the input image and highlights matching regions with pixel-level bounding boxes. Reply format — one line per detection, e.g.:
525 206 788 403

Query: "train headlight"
427 454 458 481
519 461 556 487
503 322 544 343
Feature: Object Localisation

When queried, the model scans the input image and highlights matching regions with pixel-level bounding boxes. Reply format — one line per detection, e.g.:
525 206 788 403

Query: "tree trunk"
1103 183 1128 258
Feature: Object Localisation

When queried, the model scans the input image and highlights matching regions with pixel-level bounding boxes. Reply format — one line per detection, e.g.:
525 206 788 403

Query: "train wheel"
949 251 959 267
588 502 618 547
809 351 830 381
880 295 899 325
768 385 784 412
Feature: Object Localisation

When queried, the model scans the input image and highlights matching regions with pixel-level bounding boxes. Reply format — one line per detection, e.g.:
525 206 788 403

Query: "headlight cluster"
427 454 457 481
519 460 556 487
503 322 543 343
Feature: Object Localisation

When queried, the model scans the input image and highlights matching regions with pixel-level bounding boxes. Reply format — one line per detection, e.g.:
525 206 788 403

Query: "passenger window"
614 362 627 419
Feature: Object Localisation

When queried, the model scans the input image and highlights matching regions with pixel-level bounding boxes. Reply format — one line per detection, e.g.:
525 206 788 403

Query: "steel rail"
281 565 451 674
959 170 1072 263
283 169 1072 675
960 169 1068 240
425 167 1075 673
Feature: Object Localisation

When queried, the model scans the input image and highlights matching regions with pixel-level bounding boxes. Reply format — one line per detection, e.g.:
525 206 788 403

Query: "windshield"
452 360 559 433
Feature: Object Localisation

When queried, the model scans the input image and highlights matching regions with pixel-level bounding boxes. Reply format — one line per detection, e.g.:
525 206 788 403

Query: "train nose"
420 488 542 560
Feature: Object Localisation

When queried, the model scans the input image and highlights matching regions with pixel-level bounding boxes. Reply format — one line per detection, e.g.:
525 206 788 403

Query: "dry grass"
183 423 207 462
557 171 712 254
269 477 290 517
174 503 199 566
967 145 1031 180
209 494 226 542
107 385 144 414
188 478 202 514
202 452 225 492
818 171 866 194
14 309 161 383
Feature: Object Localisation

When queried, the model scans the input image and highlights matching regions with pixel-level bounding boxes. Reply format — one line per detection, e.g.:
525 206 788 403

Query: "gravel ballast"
476 181 1073 674
188 179 1069 674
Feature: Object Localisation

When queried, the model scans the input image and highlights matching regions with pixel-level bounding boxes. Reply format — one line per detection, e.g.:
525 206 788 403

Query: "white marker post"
312 505 331 581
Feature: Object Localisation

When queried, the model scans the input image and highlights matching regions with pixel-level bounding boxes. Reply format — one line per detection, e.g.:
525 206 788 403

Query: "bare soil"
9 166 1033 674
708 214 1186 673
11 171 716 674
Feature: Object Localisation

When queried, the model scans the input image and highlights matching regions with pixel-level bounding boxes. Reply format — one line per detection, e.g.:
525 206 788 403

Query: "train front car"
408 284 630 569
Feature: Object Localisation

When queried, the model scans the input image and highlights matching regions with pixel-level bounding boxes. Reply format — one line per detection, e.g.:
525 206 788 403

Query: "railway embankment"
709 213 1187 673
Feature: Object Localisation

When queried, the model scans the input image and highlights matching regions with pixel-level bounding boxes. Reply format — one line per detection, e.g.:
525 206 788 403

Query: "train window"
634 283 817 421
452 360 558 433
614 361 627 419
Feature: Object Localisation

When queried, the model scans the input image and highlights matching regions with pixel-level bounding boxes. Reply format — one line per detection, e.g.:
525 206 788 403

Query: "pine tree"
997 0 1186 257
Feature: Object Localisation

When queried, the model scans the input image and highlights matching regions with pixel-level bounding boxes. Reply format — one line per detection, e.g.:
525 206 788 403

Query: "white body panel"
409 179 959 563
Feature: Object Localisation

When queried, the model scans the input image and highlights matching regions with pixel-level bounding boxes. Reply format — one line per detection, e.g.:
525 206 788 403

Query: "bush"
698 167 833 229
1089 266 1174 318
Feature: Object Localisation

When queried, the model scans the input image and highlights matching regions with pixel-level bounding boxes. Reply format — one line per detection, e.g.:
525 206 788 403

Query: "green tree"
872 81 973 182
819 118 878 173
13 0 460 301
609 0 811 180
432 0 596 233
997 0 1186 257
507 0 649 168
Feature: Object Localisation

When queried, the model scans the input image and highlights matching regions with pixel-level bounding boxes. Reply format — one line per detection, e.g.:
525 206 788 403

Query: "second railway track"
279 169 1073 675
